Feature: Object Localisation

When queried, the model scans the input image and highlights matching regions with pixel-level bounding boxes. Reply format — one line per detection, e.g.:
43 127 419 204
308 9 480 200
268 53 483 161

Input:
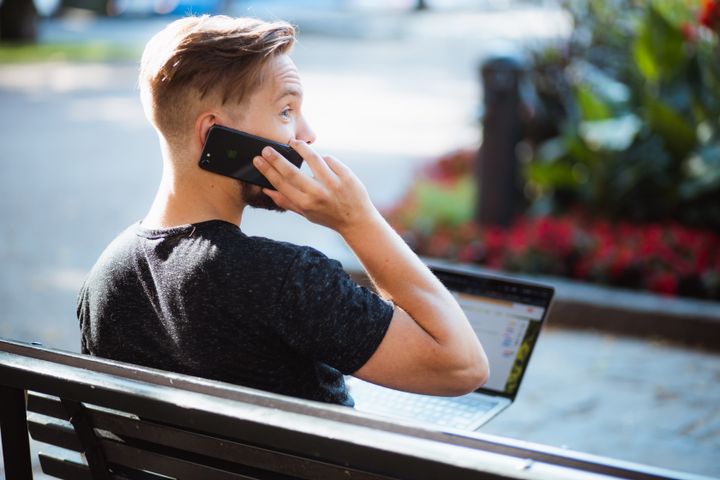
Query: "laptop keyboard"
348 379 498 430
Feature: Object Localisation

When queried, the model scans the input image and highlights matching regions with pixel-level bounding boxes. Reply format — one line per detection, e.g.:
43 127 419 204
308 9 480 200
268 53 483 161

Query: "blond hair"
139 15 296 144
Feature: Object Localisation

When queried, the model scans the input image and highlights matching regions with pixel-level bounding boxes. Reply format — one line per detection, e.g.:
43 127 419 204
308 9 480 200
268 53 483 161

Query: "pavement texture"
1 3 719 478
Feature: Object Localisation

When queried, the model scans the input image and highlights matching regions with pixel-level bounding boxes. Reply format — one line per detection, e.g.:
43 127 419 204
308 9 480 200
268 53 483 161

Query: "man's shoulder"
235 233 340 278
243 234 329 262
89 222 143 272
160 220 337 278
83 219 340 288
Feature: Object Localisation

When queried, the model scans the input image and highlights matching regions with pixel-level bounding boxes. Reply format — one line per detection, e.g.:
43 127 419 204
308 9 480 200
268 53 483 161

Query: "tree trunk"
414 0 429 11
0 0 38 42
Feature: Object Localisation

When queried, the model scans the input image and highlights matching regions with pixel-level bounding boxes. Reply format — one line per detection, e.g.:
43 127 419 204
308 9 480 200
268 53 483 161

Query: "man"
78 15 488 406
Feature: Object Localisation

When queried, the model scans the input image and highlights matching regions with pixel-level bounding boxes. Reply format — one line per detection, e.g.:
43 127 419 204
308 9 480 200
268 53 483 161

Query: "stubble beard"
239 182 286 212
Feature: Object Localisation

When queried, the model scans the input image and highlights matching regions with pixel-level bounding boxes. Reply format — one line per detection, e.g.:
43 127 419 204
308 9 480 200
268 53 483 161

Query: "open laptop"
347 264 554 431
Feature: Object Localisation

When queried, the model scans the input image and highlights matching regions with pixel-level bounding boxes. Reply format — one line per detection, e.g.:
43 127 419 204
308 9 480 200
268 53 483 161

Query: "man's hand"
253 140 377 234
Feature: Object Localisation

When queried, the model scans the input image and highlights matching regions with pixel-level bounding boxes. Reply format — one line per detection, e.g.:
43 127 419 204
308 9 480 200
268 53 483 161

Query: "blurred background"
1 0 719 477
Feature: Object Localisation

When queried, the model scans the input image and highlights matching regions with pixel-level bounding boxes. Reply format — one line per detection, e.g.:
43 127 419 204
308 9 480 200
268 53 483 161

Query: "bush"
384 150 720 299
524 0 720 230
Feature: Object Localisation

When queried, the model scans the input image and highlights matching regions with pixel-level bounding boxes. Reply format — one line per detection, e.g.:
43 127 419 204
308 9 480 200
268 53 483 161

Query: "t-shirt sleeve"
271 247 394 374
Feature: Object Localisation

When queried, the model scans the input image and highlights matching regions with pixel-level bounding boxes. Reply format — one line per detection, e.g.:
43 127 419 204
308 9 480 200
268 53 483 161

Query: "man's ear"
195 112 220 150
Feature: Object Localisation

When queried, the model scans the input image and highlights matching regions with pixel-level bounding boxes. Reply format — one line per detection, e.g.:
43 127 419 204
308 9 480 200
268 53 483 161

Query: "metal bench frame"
0 338 707 480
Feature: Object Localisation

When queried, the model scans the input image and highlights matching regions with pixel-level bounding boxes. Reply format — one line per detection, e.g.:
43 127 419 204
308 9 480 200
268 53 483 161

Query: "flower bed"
384 149 720 300
384 0 720 301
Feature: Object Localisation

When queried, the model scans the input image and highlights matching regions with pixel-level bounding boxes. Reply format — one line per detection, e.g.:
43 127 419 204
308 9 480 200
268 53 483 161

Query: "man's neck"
143 159 246 230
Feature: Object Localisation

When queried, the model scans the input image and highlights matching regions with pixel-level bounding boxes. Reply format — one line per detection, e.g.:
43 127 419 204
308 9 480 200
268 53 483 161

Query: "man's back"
78 220 393 405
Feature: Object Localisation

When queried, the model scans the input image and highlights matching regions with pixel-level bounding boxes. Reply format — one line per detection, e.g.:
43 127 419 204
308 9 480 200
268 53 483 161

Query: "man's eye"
280 108 291 119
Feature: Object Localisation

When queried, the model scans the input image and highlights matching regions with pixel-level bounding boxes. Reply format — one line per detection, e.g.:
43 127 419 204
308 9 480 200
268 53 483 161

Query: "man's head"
139 15 316 210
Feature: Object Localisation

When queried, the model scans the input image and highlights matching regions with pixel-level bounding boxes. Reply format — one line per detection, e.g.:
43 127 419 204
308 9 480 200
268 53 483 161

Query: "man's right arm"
341 210 488 395
254 141 489 396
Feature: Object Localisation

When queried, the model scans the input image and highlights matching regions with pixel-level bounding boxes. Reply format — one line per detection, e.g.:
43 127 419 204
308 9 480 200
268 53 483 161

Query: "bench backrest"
0 339 705 480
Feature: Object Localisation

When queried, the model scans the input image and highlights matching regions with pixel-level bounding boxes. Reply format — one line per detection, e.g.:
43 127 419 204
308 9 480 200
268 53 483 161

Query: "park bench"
0 338 704 480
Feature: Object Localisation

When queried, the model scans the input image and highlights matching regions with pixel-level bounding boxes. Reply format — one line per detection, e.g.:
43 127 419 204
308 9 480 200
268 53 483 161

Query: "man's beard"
239 182 286 212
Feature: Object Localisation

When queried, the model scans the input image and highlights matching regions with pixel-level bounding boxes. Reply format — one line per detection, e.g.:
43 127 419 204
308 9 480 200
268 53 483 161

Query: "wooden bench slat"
28 417 82 452
28 393 395 480
92 409 396 480
38 453 93 480
27 392 69 420
101 439 265 480
29 407 279 479
105 464 173 480
38 453 142 480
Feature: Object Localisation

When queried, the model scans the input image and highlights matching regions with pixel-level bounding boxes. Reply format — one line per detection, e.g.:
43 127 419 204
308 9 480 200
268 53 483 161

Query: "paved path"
1 6 719 478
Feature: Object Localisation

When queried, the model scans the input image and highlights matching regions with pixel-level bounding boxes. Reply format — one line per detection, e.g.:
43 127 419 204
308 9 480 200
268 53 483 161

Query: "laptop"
347 264 554 431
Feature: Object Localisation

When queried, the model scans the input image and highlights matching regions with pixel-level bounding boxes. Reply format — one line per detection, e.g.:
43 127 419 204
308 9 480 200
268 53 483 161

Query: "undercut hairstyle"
139 15 296 145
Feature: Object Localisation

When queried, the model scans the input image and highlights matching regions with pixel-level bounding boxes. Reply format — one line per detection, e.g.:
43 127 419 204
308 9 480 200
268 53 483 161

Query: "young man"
78 15 488 406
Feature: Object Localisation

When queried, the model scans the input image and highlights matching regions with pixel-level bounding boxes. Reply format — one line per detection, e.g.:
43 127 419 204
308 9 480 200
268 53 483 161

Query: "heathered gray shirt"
77 220 393 406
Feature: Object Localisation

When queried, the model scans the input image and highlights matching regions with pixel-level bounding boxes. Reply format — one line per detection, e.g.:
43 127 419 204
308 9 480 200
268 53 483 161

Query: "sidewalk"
1 5 719 478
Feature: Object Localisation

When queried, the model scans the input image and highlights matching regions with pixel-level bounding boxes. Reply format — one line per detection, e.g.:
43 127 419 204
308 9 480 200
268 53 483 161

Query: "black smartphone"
198 124 304 190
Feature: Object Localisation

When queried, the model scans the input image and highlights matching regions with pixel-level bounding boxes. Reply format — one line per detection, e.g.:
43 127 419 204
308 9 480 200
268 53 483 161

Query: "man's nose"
296 115 317 145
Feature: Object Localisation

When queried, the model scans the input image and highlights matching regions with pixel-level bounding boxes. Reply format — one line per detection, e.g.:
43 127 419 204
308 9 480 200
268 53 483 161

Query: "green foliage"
526 0 720 230
633 3 685 81
0 42 138 63
415 177 476 226
576 84 612 120
394 176 476 236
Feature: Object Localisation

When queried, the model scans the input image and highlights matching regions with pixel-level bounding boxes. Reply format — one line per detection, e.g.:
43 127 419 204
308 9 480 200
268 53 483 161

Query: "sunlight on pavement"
0 62 123 93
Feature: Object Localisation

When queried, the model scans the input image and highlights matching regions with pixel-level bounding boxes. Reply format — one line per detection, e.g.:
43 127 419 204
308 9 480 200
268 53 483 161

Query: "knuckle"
264 172 281 187
283 167 300 182
297 198 312 211
253 156 267 170
262 147 277 159
312 188 332 206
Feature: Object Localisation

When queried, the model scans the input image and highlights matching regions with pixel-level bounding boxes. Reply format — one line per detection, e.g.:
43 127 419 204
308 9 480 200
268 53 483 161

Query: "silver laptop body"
348 264 554 431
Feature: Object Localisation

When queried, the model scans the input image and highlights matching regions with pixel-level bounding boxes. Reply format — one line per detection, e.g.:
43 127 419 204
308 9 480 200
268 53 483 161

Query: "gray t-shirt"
77 220 393 406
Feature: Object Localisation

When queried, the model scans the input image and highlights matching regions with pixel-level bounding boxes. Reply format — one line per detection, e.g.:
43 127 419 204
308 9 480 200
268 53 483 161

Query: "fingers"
253 153 313 207
253 142 370 231
323 155 352 178
289 139 337 184
256 148 308 193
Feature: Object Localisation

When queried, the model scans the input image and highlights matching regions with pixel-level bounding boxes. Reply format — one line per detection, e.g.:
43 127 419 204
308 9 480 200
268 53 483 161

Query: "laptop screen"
431 267 553 400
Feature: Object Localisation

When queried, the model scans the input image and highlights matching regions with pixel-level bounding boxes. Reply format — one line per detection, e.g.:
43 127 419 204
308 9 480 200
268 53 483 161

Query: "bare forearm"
340 210 474 348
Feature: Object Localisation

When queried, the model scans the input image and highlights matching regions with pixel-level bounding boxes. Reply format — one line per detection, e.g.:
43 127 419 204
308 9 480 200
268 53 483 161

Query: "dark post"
475 54 526 227
0 0 38 42
0 385 33 480
414 0 429 11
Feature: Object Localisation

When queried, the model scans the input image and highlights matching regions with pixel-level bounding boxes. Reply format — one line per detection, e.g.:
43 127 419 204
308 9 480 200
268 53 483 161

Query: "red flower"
610 247 634 279
425 229 454 258
484 227 506 252
457 242 484 263
700 0 720 32
681 21 699 42
648 272 678 296
534 217 574 257
507 221 529 255
573 258 592 279
423 149 475 183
